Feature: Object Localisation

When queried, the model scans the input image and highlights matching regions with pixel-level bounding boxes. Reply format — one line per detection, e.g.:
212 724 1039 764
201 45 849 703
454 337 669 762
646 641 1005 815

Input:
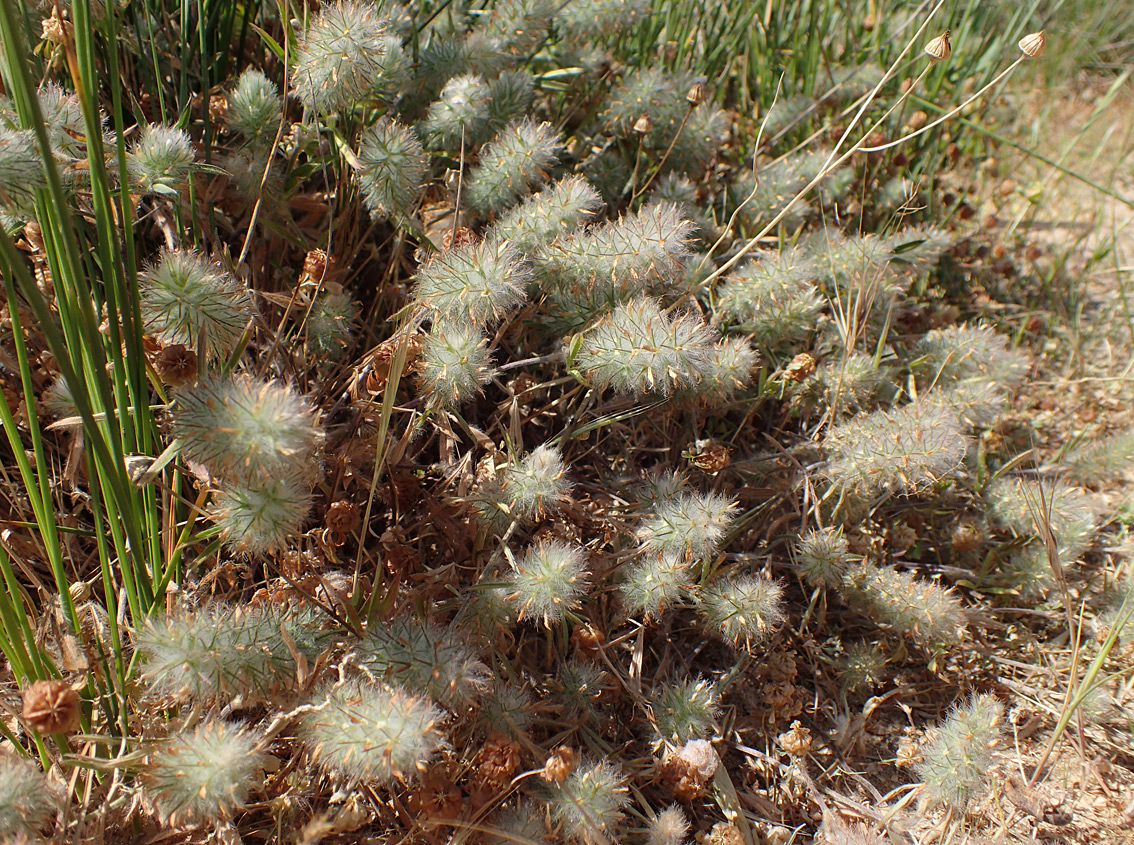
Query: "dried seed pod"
541 746 578 783
924 30 952 62
154 344 198 387
22 679 81 734
686 81 707 107
1018 29 1045 58
634 115 653 135
783 352 817 382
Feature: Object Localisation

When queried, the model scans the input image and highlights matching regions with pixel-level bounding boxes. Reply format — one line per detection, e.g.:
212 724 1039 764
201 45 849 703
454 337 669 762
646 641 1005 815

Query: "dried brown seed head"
154 344 198 387
783 352 817 382
633 115 653 135
686 81 708 107
23 679 81 734
540 746 578 783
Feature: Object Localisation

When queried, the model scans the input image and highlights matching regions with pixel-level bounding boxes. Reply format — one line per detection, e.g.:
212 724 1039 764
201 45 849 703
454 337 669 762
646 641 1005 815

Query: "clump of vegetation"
1 0 1130 841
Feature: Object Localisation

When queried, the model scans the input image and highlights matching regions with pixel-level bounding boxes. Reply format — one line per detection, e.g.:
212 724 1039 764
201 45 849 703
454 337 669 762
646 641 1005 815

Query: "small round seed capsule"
1018 30 1045 58
924 30 952 62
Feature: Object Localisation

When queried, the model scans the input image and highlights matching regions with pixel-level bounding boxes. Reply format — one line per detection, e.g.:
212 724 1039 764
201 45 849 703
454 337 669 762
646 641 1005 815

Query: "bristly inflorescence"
300 679 445 783
573 297 716 397
915 693 1003 809
141 720 267 826
291 0 406 114
413 238 531 325
140 248 253 360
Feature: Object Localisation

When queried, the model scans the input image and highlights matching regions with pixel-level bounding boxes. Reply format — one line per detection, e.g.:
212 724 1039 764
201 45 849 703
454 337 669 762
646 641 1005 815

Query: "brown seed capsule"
325 500 361 535
783 352 817 382
633 114 653 135
154 344 198 387
907 110 928 131
23 679 81 734
541 746 578 784
924 30 952 62
685 439 731 474
686 81 708 107
1018 29 1045 58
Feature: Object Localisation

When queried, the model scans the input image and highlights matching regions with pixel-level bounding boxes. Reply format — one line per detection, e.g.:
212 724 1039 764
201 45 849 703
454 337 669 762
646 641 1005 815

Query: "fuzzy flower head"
651 678 718 746
714 247 822 351
489 176 602 253
698 574 785 649
915 324 1029 389
547 759 628 844
39 82 89 160
291 0 406 114
420 73 492 150
506 540 590 626
825 402 967 500
127 124 194 195
142 721 266 826
619 553 692 619
637 490 737 561
305 290 358 359
414 239 530 326
356 116 427 221
171 374 323 485
140 248 252 360
916 694 1003 809
503 444 572 520
136 605 322 702
211 475 313 554
540 203 695 331
844 562 966 648
686 338 758 404
300 680 444 783
794 526 850 588
573 297 716 397
646 806 691 845
0 754 61 841
0 126 47 214
356 616 491 708
226 69 282 144
464 118 561 215
417 321 494 408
